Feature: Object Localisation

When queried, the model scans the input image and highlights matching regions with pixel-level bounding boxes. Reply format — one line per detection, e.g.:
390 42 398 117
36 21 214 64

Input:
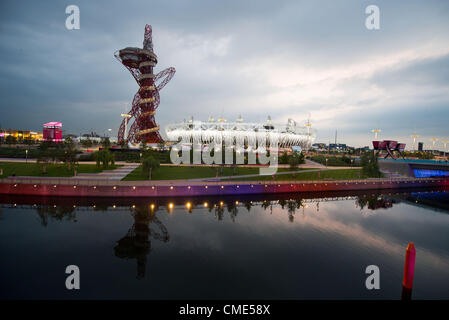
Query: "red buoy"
401 242 416 300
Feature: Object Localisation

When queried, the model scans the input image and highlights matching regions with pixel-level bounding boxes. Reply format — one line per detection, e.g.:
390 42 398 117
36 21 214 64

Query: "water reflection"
36 205 77 226
1 187 448 226
114 204 169 279
356 195 396 211
0 187 448 299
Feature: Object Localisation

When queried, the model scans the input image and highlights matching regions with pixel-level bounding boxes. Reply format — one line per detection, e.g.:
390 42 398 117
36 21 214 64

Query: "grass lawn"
123 165 317 181
230 168 363 181
0 162 121 178
123 165 258 181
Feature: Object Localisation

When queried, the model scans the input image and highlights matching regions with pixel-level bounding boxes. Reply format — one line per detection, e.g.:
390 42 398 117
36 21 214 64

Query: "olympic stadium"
165 115 316 149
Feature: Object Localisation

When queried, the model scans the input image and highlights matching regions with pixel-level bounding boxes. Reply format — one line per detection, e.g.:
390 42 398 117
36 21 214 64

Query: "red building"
43 122 63 143
373 140 406 159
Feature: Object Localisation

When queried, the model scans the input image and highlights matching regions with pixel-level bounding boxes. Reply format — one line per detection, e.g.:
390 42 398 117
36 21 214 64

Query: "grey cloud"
0 0 448 147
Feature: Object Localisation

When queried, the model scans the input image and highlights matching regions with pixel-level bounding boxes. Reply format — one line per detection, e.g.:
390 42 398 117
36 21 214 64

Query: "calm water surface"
1 188 449 299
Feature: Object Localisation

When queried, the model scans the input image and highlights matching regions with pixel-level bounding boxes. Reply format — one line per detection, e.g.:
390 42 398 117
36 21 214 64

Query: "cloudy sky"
0 0 448 148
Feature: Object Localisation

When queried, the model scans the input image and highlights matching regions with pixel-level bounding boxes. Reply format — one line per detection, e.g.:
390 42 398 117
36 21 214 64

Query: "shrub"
289 152 305 170
360 151 381 178
94 150 114 169
141 155 160 179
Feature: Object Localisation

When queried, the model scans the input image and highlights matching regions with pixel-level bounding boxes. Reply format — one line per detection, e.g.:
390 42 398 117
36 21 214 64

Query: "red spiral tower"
115 24 175 144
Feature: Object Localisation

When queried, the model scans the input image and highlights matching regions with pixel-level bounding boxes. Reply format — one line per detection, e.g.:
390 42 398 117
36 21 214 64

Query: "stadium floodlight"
410 134 419 151
430 138 439 150
371 128 381 140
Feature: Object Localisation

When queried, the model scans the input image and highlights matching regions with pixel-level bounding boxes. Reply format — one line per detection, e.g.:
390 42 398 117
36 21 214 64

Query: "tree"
360 151 381 178
141 154 160 180
94 150 114 169
36 149 53 174
5 135 17 145
23 137 34 145
280 151 288 164
289 152 305 170
101 137 111 150
62 137 78 172
36 140 61 174
80 138 93 148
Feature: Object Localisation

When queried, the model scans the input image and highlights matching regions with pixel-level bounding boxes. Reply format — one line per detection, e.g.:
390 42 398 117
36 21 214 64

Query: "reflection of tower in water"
114 205 169 279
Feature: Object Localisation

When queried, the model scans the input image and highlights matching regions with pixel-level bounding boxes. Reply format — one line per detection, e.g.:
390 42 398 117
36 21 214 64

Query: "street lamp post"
25 149 28 163
305 118 312 153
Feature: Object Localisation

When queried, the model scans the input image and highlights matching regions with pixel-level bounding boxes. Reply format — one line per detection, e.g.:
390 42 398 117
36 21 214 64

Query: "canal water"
1 188 448 300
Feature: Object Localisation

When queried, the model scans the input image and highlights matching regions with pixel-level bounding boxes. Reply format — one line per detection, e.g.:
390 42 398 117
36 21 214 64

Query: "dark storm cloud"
0 0 448 147
371 53 449 88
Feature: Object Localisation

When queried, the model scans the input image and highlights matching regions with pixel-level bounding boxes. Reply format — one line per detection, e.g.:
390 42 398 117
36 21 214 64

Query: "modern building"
359 146 371 152
43 122 63 143
329 143 347 151
311 143 327 151
0 129 42 143
418 142 424 152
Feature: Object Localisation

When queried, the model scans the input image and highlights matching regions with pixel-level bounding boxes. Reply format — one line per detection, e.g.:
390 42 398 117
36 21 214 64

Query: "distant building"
291 146 302 153
418 142 423 152
329 143 347 151
43 122 63 143
311 143 327 150
0 128 42 143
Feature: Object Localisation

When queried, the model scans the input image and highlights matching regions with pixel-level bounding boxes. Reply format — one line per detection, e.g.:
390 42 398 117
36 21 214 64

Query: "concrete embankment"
0 176 448 198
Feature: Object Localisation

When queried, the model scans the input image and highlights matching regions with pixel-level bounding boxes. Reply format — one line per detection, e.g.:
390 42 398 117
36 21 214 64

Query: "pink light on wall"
43 122 63 142
43 122 62 128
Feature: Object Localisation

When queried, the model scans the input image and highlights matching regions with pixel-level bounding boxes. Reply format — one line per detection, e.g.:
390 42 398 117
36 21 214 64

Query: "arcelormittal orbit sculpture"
115 24 175 144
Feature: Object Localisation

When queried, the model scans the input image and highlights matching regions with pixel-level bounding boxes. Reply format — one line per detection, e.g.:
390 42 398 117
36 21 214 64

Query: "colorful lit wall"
43 122 63 142
413 169 449 178
0 129 43 142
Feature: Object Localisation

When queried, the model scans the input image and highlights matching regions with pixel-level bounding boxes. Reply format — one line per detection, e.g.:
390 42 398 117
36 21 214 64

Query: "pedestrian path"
73 163 139 181
187 168 327 182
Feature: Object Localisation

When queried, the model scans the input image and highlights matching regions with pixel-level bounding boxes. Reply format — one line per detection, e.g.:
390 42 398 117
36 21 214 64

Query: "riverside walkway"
190 168 329 181
73 163 139 181
1 175 447 198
